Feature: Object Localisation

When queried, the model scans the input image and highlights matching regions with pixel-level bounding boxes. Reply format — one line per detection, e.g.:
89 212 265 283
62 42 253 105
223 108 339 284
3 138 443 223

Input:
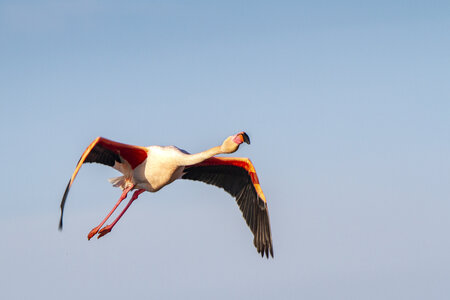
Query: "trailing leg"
87 185 135 240
97 189 146 238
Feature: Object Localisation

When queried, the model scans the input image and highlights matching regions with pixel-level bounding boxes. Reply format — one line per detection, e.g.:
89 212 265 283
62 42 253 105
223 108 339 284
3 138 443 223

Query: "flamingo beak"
241 132 250 144
232 132 251 145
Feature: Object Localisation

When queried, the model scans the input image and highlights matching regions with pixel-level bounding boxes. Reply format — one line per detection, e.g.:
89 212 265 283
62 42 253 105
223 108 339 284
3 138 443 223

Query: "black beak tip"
242 132 250 144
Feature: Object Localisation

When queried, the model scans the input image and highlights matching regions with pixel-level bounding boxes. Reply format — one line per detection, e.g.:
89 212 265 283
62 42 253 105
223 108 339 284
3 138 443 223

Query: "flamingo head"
232 131 251 145
221 132 250 153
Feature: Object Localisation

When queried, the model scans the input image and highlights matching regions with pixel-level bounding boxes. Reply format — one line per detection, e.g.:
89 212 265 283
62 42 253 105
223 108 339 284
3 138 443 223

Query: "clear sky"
1 1 450 299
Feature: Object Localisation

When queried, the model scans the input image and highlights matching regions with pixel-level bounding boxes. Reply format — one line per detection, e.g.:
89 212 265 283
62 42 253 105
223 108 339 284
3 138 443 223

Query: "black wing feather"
84 144 122 166
182 165 273 258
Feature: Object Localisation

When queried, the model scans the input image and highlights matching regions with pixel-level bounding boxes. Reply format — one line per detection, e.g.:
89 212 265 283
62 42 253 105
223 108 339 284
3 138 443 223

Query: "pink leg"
97 189 146 239
87 185 135 240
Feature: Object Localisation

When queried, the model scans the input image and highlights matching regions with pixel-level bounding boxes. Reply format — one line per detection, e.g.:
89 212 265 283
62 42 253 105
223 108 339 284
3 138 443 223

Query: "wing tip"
256 205 274 259
58 179 72 231
257 245 274 258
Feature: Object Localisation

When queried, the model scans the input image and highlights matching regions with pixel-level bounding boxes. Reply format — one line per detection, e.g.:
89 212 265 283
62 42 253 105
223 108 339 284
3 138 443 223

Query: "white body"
110 146 187 192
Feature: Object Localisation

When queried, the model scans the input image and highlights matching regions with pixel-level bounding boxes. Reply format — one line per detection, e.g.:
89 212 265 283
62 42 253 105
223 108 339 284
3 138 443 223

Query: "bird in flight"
59 132 273 258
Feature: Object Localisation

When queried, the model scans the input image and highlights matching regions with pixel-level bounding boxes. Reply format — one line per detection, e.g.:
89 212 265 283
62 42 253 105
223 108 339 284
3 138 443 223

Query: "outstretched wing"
182 157 273 258
59 137 148 230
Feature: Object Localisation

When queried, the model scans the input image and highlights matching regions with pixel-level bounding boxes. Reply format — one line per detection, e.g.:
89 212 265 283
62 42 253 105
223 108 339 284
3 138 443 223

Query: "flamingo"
59 132 273 258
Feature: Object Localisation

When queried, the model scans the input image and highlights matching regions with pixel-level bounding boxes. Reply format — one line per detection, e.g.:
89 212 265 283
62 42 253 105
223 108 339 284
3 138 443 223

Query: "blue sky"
1 1 450 299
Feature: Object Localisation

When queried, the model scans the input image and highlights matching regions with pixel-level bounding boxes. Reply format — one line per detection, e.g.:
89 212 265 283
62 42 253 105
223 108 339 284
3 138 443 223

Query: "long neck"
180 146 223 166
